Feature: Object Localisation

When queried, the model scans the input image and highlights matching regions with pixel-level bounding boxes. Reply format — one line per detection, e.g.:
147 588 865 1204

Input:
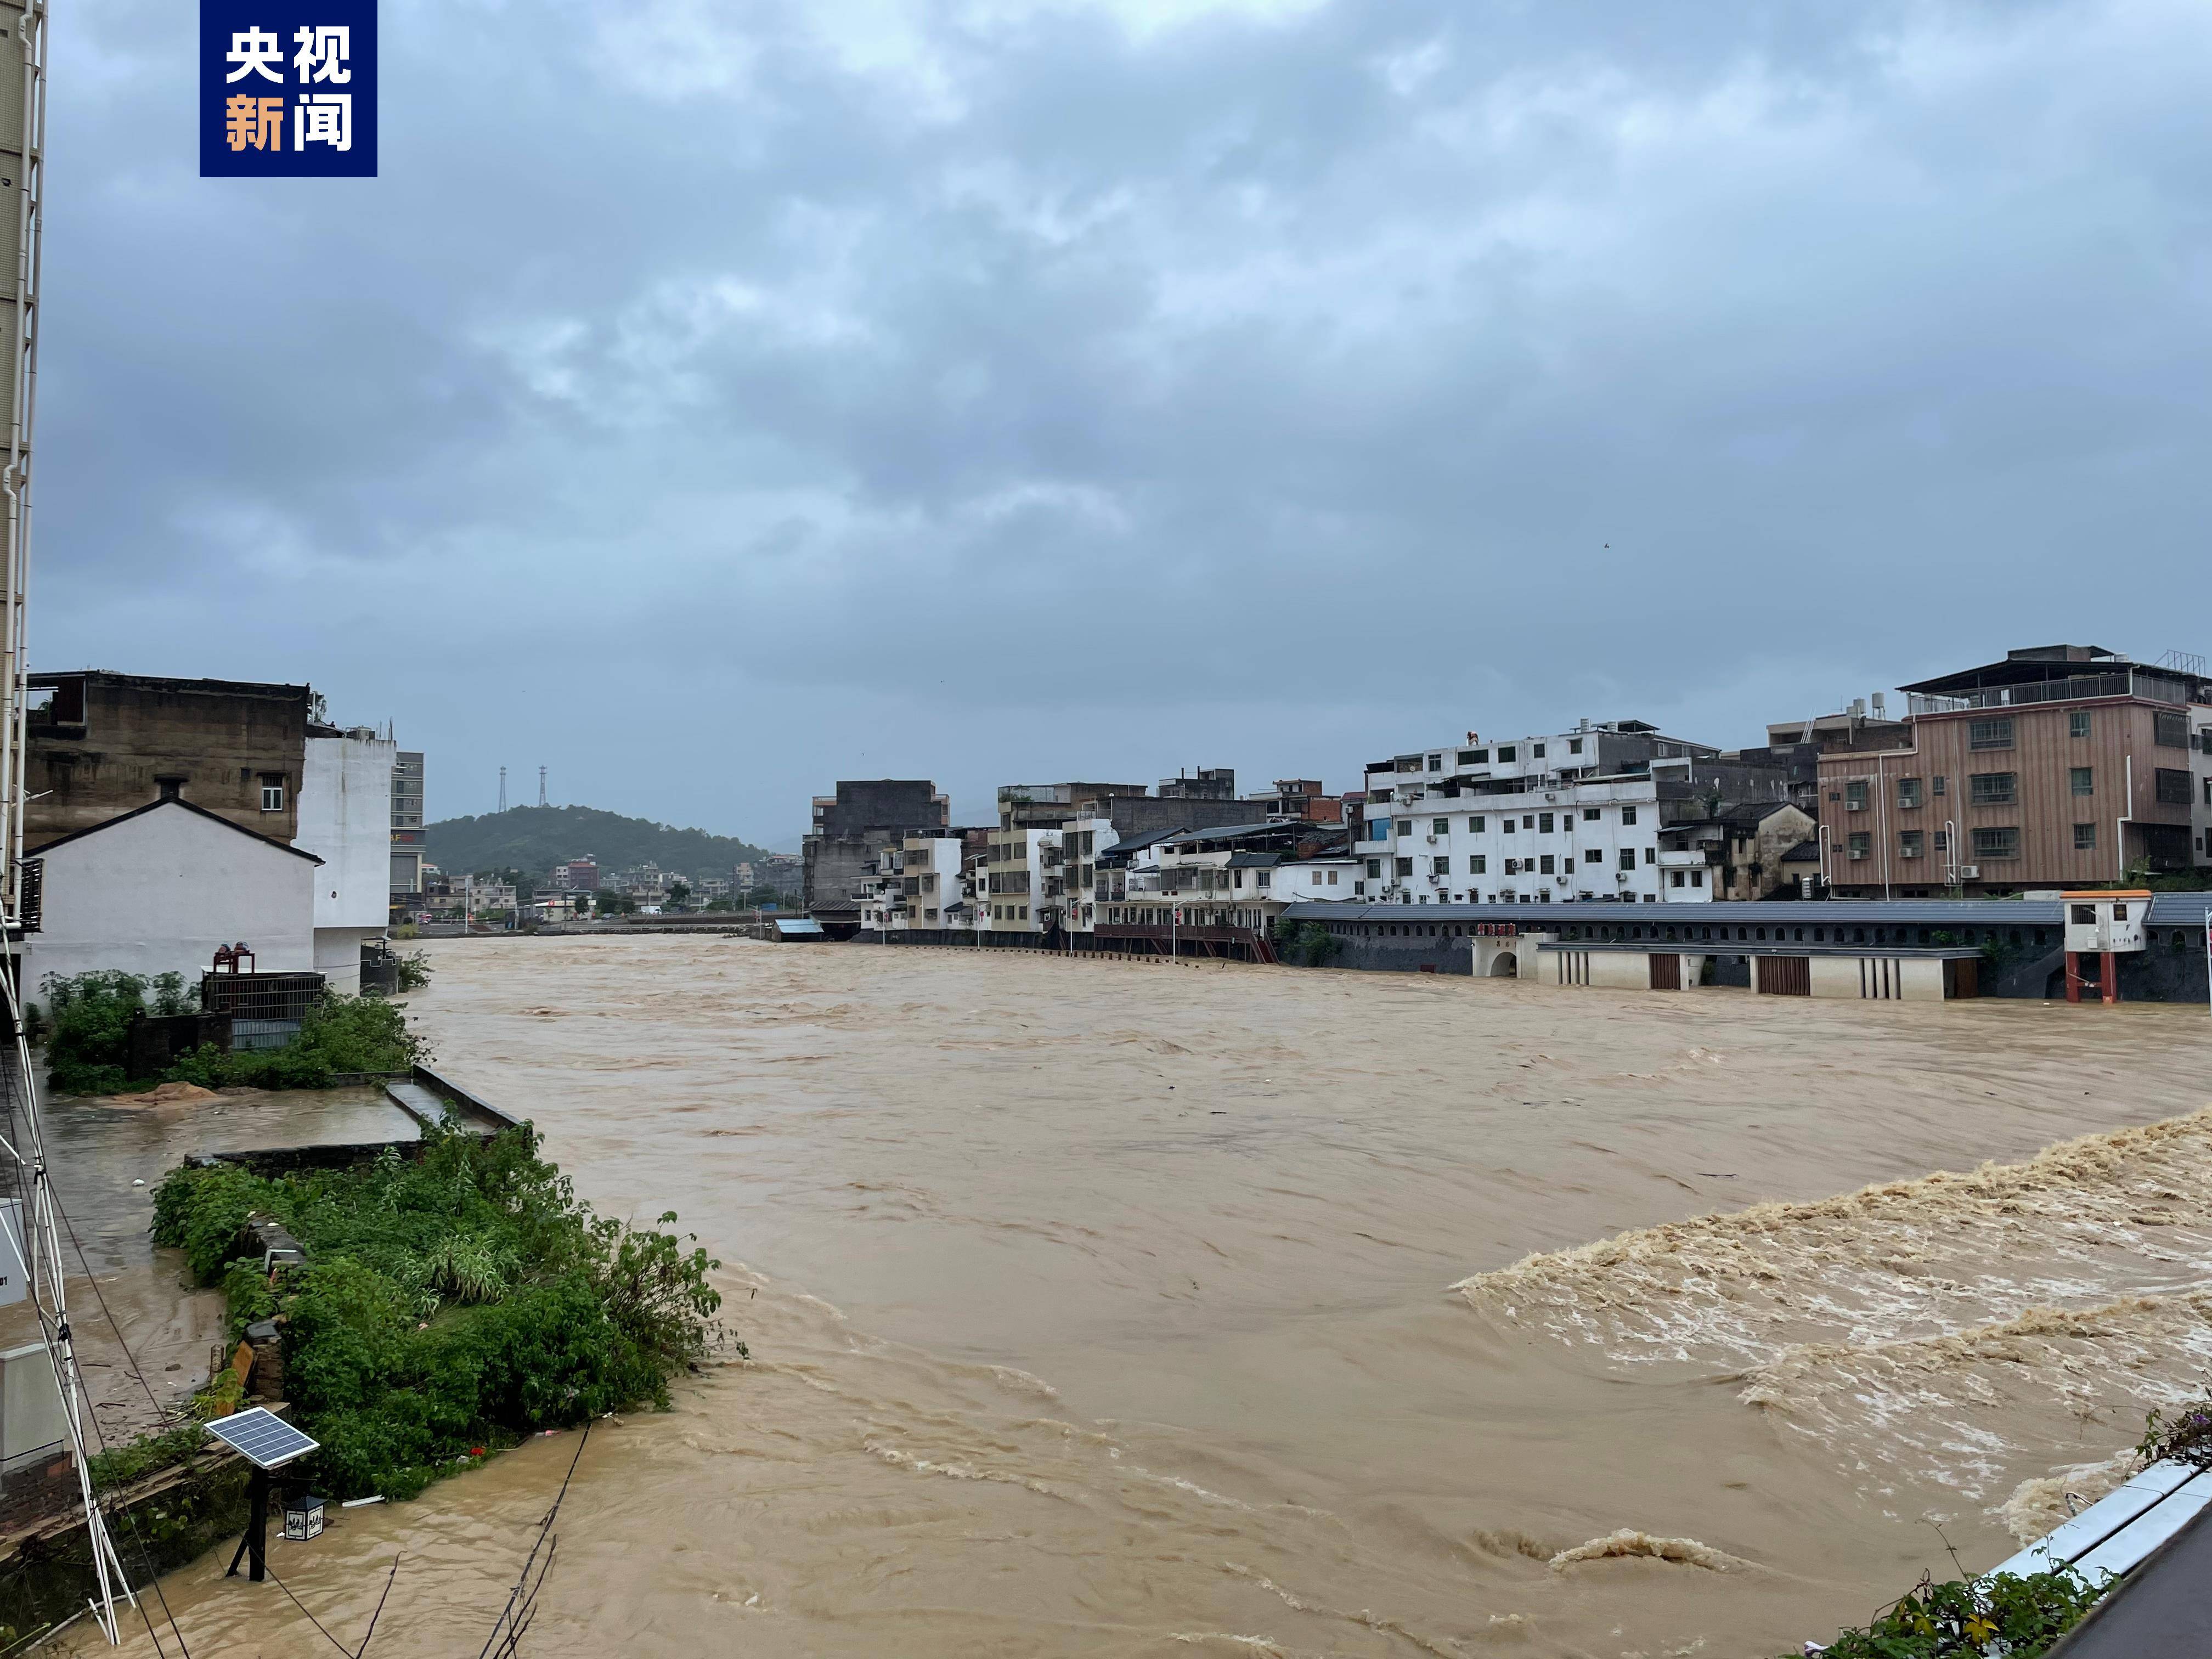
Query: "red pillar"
2102 950 2118 1005
2065 951 2082 1003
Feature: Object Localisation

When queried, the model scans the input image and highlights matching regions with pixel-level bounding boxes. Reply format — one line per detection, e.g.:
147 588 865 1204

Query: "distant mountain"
425 805 777 882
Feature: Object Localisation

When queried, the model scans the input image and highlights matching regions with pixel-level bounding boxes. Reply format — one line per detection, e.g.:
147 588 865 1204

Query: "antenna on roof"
498 766 508 814
538 766 548 808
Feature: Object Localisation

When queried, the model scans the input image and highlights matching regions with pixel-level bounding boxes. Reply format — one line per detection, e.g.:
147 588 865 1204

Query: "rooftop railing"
1907 670 2188 715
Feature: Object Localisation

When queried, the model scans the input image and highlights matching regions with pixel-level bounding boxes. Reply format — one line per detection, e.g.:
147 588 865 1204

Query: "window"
1847 831 1871 860
1897 777 1922 809
1844 780 1868 811
1969 771 2017 805
1532 743 1547 759
1498 746 1517 763
1522 815 1535 829
1257 870 1271 888
1584 848 1601 864
1618 849 1635 871
2067 765 2093 796
1620 805 1638 826
1643 847 1656 864
1504 858 1519 875
1971 826 2020 860
1470 855 1486 874
2155 768 2192 805
2154 710 2188 748
1365 858 1381 879
1432 856 1450 876
1934 828 1949 853
1432 818 1449 835
2074 822 2098 851
1582 806 1600 821
1470 815 1486 832
1568 737 1583 754
1538 812 1554 833
1534 854 1553 874
2070 710 2092 739
1669 870 1685 887
1933 774 1947 797
1394 857 1413 877
1502 817 1515 834
1427 754 1442 770
259 777 286 811
1459 748 1488 765
1899 830 1925 859
1968 718 2014 751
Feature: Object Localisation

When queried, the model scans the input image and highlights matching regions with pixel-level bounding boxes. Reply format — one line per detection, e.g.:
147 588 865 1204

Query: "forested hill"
425 805 777 881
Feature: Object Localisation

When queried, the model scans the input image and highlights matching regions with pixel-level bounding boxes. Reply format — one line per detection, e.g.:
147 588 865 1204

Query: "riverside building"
1357 721 1809 905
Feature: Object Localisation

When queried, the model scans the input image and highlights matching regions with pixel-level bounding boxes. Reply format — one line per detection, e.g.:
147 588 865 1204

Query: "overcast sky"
37 0 2212 843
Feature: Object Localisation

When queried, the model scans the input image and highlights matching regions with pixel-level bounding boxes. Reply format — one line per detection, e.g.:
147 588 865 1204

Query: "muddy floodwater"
71 936 2212 1658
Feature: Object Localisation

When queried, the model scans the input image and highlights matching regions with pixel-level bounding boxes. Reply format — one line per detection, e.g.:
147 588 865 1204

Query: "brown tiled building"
1803 646 2210 897
25 671 313 851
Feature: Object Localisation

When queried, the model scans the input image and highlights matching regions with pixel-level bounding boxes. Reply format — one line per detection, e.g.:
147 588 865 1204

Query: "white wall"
299 734 396 995
27 802 319 989
299 733 396 931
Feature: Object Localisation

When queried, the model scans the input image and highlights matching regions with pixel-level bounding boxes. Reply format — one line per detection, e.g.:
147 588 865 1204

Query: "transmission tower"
537 765 547 808
0 4 134 1642
498 766 507 813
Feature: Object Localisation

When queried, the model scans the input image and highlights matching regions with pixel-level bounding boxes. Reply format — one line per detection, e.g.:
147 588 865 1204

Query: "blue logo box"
200 2 377 178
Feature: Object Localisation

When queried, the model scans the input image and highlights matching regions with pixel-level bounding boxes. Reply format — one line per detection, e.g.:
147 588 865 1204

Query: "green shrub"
1269 918 1344 968
1793 1567 2108 1657
41 974 421 1096
41 971 164 1095
162 994 423 1090
149 1126 729 1500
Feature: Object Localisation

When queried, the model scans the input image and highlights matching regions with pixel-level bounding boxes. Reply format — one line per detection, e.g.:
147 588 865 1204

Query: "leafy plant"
393 950 434 992
150 1125 733 1502
1269 918 1343 968
2138 1384 2212 1471
1795 1568 2108 1657
41 971 156 1095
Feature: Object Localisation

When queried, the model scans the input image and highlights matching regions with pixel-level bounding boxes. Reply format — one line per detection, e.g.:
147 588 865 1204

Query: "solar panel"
205 1407 320 1470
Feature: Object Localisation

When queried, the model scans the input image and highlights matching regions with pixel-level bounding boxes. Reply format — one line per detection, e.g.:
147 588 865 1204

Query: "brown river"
61 936 2212 1657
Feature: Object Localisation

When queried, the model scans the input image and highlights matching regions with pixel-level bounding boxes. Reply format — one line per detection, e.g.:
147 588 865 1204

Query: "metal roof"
1282 895 2212 927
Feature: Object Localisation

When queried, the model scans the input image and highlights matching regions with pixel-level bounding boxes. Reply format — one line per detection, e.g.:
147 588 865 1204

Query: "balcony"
1908 670 2186 715
1655 849 1707 868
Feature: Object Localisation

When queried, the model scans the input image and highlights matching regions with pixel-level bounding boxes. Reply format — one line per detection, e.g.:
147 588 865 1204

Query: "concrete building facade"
25 671 311 851
298 728 397 994
1809 646 2212 897
25 794 321 987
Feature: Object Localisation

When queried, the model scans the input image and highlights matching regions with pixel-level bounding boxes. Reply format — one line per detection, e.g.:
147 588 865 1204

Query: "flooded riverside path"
75 936 2212 1657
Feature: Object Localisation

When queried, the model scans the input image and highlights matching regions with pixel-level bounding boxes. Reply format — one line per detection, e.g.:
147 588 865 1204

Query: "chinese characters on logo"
222 24 352 153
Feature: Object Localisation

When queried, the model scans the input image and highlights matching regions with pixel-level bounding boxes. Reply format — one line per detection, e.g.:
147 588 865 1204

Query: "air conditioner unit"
1957 864 1980 880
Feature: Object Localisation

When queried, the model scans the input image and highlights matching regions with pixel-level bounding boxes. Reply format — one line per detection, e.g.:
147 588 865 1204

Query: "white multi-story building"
297 726 398 992
1357 720 1797 906
861 832 973 935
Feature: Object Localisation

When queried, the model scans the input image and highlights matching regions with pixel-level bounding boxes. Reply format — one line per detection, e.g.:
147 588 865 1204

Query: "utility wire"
265 1564 355 1659
47 1182 196 1659
353 1554 402 1658
477 1419 590 1659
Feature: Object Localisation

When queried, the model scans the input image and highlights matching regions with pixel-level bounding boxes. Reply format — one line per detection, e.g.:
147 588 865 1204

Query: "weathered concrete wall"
26 673 309 850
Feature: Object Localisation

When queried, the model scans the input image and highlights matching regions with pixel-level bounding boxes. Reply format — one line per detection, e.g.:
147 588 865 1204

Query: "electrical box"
2064 891 2149 956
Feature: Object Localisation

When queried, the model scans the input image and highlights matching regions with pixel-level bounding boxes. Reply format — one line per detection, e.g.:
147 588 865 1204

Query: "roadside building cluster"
21 670 421 998
805 644 2212 997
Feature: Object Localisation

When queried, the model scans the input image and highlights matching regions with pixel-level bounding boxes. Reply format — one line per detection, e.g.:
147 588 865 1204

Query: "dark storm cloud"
35 0 2212 836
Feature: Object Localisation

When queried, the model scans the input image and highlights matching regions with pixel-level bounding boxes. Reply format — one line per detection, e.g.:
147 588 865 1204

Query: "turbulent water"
64 937 2212 1658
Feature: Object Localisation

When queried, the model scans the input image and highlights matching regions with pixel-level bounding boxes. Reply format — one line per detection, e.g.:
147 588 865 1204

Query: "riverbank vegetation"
38 971 422 1096
1794 1565 2107 1656
150 1125 728 1500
